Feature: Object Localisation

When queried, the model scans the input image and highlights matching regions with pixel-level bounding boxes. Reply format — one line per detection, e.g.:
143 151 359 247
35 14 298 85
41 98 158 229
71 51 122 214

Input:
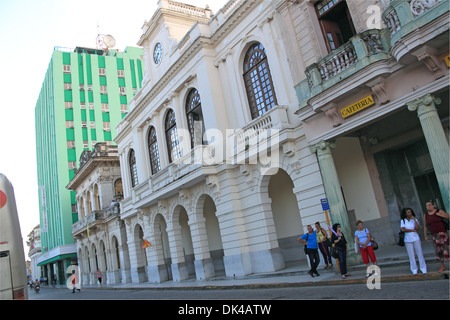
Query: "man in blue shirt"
298 225 321 277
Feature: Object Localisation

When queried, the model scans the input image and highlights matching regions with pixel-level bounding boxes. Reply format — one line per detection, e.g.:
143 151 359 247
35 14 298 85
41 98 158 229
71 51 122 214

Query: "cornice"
116 0 268 142
116 36 207 137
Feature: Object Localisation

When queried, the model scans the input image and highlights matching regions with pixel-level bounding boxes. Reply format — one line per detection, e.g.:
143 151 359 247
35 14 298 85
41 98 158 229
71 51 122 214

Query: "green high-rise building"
35 45 143 283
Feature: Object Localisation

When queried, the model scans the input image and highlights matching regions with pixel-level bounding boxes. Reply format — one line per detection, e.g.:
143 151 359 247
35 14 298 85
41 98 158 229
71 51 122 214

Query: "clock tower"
138 0 212 86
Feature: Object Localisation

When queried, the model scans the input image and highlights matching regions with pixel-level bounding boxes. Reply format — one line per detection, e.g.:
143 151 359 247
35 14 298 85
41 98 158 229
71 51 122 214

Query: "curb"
69 270 449 291
46 251 445 292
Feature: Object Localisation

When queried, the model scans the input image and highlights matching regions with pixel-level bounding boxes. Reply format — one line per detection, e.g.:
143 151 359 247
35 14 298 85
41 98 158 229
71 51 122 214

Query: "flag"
143 239 151 249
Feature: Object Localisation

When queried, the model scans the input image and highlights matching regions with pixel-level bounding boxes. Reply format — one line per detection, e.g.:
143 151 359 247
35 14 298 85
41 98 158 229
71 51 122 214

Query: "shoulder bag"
304 233 309 254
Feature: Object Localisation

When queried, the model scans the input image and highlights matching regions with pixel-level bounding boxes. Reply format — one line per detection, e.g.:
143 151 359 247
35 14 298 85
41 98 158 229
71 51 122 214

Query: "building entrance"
375 138 444 239
413 170 444 212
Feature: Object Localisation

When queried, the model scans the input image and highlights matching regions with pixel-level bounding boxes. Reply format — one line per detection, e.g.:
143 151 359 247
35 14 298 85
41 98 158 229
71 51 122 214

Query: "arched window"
129 149 138 188
86 191 92 214
94 184 100 210
148 126 161 174
165 109 182 163
243 42 277 119
79 197 85 218
114 179 123 201
185 88 204 148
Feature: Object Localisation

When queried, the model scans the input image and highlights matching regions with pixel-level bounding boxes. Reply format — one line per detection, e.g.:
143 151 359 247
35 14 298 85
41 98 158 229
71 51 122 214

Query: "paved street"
29 278 449 300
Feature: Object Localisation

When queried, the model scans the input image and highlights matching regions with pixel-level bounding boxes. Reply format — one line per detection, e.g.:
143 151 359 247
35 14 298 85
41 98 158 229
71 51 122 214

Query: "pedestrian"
71 270 81 293
401 208 427 274
330 223 350 279
298 225 321 277
52 274 57 288
315 222 333 269
423 201 449 272
97 269 102 286
354 220 377 277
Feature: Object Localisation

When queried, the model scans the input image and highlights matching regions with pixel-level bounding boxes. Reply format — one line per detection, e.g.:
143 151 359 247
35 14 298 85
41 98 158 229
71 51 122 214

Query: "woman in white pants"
401 208 427 274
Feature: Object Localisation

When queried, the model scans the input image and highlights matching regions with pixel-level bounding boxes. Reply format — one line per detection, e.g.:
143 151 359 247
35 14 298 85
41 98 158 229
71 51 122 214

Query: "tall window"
129 149 138 188
315 0 356 52
243 42 277 120
114 179 123 201
165 109 182 163
148 126 161 174
185 88 205 148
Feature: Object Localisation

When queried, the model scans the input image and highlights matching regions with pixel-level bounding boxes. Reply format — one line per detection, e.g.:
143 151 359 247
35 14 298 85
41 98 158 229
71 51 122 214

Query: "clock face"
153 43 162 64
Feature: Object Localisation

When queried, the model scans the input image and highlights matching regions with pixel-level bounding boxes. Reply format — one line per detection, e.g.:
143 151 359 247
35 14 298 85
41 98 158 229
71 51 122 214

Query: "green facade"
35 46 143 262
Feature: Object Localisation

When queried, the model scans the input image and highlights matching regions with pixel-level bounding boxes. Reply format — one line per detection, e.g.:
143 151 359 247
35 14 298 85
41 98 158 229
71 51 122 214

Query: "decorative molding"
406 93 441 112
412 46 445 79
324 105 344 127
309 140 336 154
369 82 390 105
206 175 221 202
282 141 296 158
240 164 255 191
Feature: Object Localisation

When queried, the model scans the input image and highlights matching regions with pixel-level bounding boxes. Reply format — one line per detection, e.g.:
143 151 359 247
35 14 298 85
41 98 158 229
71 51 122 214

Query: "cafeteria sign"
340 95 375 119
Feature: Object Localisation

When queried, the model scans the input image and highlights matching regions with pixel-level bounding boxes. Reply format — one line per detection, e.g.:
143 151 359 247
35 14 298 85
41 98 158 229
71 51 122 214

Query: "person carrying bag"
298 225 321 277
315 222 333 269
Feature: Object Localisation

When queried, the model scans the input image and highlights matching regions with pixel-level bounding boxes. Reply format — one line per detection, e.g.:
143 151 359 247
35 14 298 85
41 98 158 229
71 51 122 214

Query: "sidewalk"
65 241 449 291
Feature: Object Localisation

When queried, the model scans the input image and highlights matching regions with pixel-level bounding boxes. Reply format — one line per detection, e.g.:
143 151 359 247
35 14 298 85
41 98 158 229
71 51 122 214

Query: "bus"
0 173 28 300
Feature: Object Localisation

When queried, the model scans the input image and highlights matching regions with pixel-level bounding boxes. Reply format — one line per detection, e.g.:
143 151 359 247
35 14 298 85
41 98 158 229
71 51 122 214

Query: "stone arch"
98 239 108 283
89 242 98 282
171 204 195 279
260 167 304 266
153 213 172 281
133 223 148 270
127 221 148 283
194 194 225 276
82 245 90 285
110 235 121 271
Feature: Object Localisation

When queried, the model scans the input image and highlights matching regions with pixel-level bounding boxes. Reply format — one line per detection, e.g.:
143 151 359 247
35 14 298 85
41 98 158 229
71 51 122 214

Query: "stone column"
118 243 132 284
167 223 189 282
189 217 215 280
407 93 449 211
310 140 354 251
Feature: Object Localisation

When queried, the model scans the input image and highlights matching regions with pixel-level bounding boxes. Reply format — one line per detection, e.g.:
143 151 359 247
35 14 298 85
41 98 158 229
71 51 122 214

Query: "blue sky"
0 0 227 257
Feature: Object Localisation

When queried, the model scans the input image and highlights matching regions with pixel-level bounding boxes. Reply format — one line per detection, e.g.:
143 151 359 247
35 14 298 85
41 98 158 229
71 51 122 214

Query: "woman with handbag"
354 220 378 277
400 208 427 275
315 222 333 269
423 201 449 272
331 223 350 279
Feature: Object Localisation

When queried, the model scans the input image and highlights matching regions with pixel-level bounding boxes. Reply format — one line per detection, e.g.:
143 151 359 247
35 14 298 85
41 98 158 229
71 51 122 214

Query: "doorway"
414 172 444 212
375 138 444 239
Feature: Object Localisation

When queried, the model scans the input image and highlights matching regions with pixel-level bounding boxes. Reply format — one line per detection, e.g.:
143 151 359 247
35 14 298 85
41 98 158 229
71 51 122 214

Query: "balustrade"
382 0 446 36
305 29 389 91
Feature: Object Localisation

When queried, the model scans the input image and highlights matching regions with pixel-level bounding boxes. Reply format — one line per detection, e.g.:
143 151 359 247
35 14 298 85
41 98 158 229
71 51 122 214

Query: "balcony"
121 145 217 215
72 204 120 236
383 0 448 41
121 106 293 216
227 105 293 164
296 28 391 111
382 0 449 62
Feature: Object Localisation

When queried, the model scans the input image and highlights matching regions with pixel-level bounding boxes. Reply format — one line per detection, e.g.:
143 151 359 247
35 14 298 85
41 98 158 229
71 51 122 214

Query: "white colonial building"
27 225 42 282
67 143 129 285
68 0 449 286
114 0 335 283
